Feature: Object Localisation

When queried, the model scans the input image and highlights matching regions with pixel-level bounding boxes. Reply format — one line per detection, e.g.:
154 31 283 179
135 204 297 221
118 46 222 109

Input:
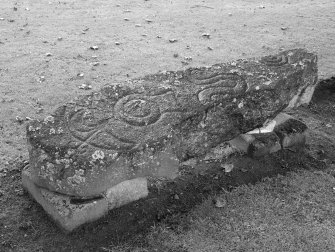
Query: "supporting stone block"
22 49 317 232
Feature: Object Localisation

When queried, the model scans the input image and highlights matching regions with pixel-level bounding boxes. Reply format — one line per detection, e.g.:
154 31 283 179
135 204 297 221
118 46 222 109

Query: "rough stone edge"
22 167 108 232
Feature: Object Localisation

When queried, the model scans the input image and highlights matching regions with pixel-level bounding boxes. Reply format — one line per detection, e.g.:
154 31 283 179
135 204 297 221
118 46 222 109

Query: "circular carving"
114 94 161 126
260 54 288 66
67 109 104 141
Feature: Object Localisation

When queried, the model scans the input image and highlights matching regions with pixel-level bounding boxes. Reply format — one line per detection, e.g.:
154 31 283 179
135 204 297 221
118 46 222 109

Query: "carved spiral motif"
114 94 161 126
68 109 106 141
260 54 288 66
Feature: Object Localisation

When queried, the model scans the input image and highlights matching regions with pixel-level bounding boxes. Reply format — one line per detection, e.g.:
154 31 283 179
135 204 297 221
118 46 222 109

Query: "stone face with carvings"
22 49 317 231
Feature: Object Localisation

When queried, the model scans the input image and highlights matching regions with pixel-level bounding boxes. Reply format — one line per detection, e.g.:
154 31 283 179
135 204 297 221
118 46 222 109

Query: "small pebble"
92 62 99 66
57 37 63 41
124 9 131 12
326 123 332 128
281 27 288 30
45 52 52 57
25 7 30 11
124 18 129 21
115 42 120 45
78 84 92 90
169 38 177 43
222 163 234 173
13 7 18 11
90 45 99 50
173 53 179 58
0 18 5 21
213 197 227 208
135 24 142 27
259 5 265 9
202 33 210 39
184 56 192 61
145 19 153 23
15 116 24 123
156 35 162 38
77 73 84 77
228 13 232 16
207 46 213 50
174 194 179 200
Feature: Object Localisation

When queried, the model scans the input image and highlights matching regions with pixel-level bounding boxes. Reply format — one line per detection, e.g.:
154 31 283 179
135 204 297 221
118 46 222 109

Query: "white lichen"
92 150 105 160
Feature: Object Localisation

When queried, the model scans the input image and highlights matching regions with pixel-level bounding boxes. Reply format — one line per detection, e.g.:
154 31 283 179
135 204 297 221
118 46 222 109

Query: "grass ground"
1 0 335 251
103 169 335 252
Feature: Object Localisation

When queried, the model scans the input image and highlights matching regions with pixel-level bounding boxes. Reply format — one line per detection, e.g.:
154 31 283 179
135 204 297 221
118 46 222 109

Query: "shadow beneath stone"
63 149 322 248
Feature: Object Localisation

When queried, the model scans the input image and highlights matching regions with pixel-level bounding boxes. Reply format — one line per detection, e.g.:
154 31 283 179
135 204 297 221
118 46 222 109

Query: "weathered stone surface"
23 49 317 231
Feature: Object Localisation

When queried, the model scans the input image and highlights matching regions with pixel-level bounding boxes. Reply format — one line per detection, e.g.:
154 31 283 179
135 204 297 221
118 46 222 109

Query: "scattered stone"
145 19 153 23
8 19 15 22
92 62 99 66
45 52 52 57
174 194 179 200
124 18 129 21
169 38 177 43
135 24 141 27
156 35 162 38
248 132 281 157
184 56 192 61
213 197 226 208
281 27 288 30
23 49 317 231
207 46 213 50
181 60 189 65
15 116 24 124
259 5 265 9
77 73 84 78
222 163 234 173
115 42 120 45
39 76 45 82
0 18 4 21
90 45 99 50
57 37 63 41
201 33 210 39
78 83 92 90
326 123 332 128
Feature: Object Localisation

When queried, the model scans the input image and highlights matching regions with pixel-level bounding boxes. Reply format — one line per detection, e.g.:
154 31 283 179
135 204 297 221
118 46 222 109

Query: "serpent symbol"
186 69 247 104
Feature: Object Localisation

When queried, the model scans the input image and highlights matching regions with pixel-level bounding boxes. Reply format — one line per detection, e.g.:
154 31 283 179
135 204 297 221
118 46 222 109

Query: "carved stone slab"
23 49 317 231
